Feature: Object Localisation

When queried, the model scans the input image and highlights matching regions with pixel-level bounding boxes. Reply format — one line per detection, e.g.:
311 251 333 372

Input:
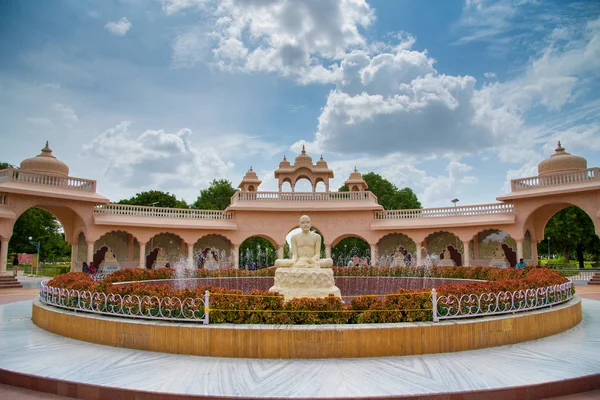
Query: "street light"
28 236 40 276
547 237 551 263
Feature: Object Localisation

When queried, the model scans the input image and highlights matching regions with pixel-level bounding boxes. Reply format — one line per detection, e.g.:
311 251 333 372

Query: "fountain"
270 215 341 300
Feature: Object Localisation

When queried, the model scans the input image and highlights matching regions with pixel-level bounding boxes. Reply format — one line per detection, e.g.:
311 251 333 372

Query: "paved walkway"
0 282 599 399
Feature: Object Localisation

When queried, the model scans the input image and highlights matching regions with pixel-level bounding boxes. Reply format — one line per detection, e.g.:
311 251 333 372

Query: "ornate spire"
301 144 306 154
555 141 565 153
320 154 324 160
250 166 253 171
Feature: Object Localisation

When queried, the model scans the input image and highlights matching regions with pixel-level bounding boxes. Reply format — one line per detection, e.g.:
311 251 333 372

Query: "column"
532 241 539 265
416 243 422 267
277 245 284 259
86 241 95 264
0 238 9 276
180 238 186 257
462 240 471 267
138 242 146 269
473 238 480 260
70 243 79 272
516 239 524 262
127 234 134 261
370 244 378 266
232 245 240 269
325 245 332 259
187 243 194 268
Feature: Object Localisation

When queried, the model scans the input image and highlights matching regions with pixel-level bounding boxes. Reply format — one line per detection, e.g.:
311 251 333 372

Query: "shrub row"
46 267 570 324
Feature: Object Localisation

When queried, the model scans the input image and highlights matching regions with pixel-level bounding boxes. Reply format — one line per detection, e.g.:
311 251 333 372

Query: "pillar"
277 245 284 259
325 245 332 259
473 237 480 260
139 242 146 269
70 243 79 272
370 244 378 266
180 238 186 256
532 240 539 265
127 234 134 262
0 238 9 276
187 242 194 268
416 243 422 267
232 245 239 269
86 241 94 264
462 240 470 267
516 239 524 262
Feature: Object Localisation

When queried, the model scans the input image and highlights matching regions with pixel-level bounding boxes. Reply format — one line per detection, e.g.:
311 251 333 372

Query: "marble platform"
0 298 599 399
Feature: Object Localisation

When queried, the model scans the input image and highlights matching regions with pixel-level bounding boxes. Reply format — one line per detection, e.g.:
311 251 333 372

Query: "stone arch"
94 230 139 269
293 175 313 192
281 178 293 192
522 201 600 242
314 178 327 192
331 234 371 267
377 233 417 267
147 232 184 268
423 231 463 266
474 228 517 267
248 185 255 192
194 234 233 269
239 235 277 270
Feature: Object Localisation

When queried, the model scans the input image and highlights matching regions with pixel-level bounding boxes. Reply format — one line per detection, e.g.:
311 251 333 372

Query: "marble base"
269 267 341 301
438 259 455 267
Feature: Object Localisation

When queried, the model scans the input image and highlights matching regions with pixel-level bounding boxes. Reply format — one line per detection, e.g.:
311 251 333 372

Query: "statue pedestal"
269 267 341 301
438 259 455 267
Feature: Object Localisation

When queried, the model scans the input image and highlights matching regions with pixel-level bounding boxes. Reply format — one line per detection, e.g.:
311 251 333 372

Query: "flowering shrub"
45 266 571 324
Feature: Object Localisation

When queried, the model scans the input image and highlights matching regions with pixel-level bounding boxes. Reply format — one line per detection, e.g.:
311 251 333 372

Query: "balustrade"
511 168 600 191
374 203 514 219
94 204 235 219
0 168 96 191
231 191 377 202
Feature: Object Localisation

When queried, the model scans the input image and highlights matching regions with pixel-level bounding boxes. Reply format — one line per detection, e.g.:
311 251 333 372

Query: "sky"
0 0 599 208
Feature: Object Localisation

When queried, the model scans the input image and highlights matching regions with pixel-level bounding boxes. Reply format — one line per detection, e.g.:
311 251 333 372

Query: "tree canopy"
192 179 237 210
541 206 600 267
339 172 421 210
0 162 14 169
118 190 189 208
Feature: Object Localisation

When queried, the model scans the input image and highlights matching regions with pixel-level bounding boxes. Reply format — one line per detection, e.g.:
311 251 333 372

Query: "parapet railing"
0 192 7 205
374 203 514 219
231 191 378 203
39 281 210 324
511 168 600 191
94 204 235 219
431 281 573 322
0 168 96 192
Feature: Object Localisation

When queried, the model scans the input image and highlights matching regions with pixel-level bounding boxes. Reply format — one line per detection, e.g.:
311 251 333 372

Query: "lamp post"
547 237 551 263
28 236 40 276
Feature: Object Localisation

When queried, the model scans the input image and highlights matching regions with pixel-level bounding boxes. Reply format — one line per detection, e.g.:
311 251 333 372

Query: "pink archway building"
1 141 599 274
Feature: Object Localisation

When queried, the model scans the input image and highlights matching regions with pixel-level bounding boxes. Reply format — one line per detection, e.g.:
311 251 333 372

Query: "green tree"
0 162 14 169
332 237 371 266
541 206 599 268
118 190 188 208
192 179 237 210
9 208 71 262
339 172 421 210
239 237 276 269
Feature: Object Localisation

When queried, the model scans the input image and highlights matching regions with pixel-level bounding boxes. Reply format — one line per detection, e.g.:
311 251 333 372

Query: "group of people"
82 262 97 274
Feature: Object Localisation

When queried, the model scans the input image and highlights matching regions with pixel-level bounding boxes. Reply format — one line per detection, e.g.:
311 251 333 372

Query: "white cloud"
85 122 233 191
40 82 60 89
161 0 208 15
53 103 78 126
483 72 496 79
105 17 132 36
171 28 210 68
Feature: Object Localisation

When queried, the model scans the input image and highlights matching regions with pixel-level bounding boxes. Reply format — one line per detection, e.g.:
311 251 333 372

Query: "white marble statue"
274 215 333 268
270 215 340 301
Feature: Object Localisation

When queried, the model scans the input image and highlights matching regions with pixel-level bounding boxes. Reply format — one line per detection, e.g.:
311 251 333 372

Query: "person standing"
516 258 527 269
12 255 19 276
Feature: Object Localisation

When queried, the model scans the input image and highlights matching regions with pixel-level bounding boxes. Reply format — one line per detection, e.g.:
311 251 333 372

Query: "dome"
278 155 291 168
538 141 587 176
242 166 260 181
238 166 262 190
19 141 69 177
294 144 313 165
316 155 328 168
347 167 363 181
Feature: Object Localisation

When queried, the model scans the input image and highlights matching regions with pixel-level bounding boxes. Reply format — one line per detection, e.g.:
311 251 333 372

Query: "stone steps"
0 276 23 289
588 273 600 285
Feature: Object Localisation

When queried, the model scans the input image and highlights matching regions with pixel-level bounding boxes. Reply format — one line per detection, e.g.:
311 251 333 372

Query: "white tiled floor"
0 298 598 398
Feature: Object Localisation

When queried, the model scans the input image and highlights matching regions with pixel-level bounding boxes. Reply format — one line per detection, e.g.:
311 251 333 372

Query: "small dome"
20 141 69 177
538 141 587 176
242 166 260 181
348 167 363 180
316 155 328 168
294 144 313 165
278 155 291 168
238 166 262 190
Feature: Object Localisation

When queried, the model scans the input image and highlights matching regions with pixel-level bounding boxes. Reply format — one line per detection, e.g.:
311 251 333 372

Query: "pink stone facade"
1 143 599 274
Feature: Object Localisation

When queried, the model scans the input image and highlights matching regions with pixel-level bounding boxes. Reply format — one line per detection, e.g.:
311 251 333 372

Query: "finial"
301 144 306 154
45 140 49 148
354 166 357 171
320 154 324 160
555 141 565 153
249 166 253 172
41 141 52 155
283 155 287 161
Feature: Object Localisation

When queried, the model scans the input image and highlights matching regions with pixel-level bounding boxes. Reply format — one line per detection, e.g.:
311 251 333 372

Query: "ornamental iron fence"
39 281 209 324
431 281 573 322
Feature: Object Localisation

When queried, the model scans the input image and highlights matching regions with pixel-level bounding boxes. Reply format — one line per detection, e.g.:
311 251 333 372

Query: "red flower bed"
45 266 571 324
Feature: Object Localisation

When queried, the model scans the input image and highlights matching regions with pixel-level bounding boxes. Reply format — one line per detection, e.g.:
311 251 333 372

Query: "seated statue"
274 215 333 268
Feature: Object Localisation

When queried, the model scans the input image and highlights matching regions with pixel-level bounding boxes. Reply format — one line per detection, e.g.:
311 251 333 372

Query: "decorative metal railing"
375 203 514 219
231 191 378 202
549 268 599 282
94 204 235 219
511 168 600 191
431 281 573 322
39 281 210 324
0 168 96 191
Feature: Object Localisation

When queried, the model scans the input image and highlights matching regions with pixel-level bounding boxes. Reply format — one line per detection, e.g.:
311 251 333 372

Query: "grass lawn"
538 259 597 269
15 263 70 277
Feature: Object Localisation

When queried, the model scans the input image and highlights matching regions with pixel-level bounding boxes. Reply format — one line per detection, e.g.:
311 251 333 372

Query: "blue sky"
1 0 599 207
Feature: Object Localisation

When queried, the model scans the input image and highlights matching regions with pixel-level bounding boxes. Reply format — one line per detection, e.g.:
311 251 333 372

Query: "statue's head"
299 215 311 232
